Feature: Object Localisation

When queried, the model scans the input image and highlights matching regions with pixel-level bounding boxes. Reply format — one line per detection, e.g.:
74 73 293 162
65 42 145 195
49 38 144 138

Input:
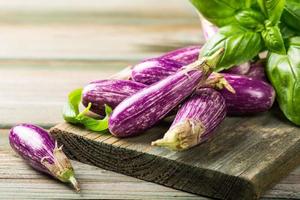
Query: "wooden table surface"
0 1 299 199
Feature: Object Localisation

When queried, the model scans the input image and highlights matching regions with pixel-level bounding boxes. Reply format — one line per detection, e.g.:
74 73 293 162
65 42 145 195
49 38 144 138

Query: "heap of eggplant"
63 39 275 151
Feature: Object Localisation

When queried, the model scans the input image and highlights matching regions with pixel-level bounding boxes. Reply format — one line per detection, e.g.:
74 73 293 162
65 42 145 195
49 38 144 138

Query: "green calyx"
41 142 80 191
152 120 205 151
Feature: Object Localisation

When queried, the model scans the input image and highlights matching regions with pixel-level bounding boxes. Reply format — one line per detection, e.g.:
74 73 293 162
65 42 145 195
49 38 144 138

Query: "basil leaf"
280 23 297 39
262 25 286 54
63 88 82 124
201 25 263 71
189 0 252 27
235 9 265 30
282 0 300 32
257 0 286 25
63 88 112 132
267 37 300 125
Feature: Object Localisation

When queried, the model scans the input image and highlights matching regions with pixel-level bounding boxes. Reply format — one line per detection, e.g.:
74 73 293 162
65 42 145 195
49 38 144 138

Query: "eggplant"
217 73 275 115
83 73 232 116
152 88 226 151
9 124 80 191
131 58 183 85
245 60 266 81
109 48 224 137
222 63 251 75
160 46 201 65
200 17 218 41
109 66 132 80
82 80 146 115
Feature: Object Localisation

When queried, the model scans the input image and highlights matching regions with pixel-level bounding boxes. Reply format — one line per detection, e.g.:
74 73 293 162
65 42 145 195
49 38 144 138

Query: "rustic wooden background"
0 1 299 199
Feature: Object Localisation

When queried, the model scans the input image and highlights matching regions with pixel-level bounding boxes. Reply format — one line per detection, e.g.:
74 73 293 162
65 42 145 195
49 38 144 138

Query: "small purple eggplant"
131 58 183 85
245 60 266 81
217 74 275 115
109 48 224 137
109 66 133 80
82 80 146 115
160 46 201 65
9 124 80 191
152 88 226 151
200 17 218 41
222 62 251 75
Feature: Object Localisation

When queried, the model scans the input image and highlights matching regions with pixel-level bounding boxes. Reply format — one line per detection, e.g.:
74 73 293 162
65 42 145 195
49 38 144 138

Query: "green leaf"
63 88 112 132
282 0 300 32
189 0 252 27
266 37 300 125
200 25 263 71
258 0 286 25
235 9 265 30
280 23 297 39
261 25 286 54
63 88 82 124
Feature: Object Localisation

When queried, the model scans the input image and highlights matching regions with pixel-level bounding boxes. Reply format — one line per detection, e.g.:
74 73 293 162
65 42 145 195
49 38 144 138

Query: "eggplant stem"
152 120 205 151
202 73 236 94
69 175 80 192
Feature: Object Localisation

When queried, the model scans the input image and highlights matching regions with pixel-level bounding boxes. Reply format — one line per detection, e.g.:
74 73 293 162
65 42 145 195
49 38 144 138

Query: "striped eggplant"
216 73 275 115
9 124 80 191
200 17 218 41
245 60 266 81
131 58 183 85
82 73 231 116
160 46 201 65
109 66 132 80
152 88 226 151
222 63 251 75
82 80 146 115
109 48 224 137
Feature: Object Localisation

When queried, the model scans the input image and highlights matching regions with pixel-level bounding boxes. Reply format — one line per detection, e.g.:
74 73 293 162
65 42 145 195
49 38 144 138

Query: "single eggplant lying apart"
215 74 275 115
82 80 146 115
160 46 201 65
9 124 80 191
152 88 226 151
109 48 224 137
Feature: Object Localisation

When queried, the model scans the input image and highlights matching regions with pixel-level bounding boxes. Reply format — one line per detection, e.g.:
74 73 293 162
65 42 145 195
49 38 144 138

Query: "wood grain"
50 109 300 200
1 128 300 200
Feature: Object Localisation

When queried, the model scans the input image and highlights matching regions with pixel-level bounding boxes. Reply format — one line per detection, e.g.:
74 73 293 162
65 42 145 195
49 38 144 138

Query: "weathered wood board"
50 108 300 200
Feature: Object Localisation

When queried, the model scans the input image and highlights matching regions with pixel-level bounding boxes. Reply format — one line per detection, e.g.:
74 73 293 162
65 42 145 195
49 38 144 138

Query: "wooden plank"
0 129 204 200
50 109 300 200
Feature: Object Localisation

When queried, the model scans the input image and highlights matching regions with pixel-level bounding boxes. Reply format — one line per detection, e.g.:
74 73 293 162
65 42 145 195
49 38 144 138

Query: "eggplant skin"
220 74 275 115
131 58 183 85
82 80 146 115
152 88 226 150
9 124 55 173
160 46 201 65
245 61 266 81
109 69 207 137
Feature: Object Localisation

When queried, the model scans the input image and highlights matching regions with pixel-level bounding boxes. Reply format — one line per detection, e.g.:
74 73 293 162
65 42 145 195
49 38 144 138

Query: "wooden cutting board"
50 108 300 200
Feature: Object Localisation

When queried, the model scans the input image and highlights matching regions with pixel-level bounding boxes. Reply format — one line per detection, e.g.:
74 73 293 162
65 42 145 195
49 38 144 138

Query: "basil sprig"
201 25 262 71
190 0 288 70
63 88 112 132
